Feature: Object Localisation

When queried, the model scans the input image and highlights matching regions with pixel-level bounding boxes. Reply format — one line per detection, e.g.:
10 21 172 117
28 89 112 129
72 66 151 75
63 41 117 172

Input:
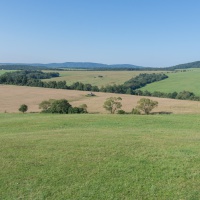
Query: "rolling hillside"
43 70 163 87
1 113 200 199
141 69 200 96
1 85 200 114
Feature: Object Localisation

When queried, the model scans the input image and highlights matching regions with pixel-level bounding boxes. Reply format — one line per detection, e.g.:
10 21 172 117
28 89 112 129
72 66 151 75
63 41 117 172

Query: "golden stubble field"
1 85 200 114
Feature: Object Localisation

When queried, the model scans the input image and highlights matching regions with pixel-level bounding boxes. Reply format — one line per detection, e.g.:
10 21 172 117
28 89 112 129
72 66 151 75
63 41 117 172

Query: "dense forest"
0 65 47 70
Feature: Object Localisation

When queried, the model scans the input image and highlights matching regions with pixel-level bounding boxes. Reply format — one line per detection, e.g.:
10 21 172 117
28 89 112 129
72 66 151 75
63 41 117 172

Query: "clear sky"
0 0 200 67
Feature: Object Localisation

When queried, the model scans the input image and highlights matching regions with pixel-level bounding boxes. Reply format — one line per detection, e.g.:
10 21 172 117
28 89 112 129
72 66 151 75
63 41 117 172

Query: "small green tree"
136 98 158 114
19 104 28 113
103 97 122 114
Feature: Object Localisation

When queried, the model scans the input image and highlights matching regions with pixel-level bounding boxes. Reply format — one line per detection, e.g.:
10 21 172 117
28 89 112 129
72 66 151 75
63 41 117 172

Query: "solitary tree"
136 98 158 114
103 97 122 114
19 104 28 113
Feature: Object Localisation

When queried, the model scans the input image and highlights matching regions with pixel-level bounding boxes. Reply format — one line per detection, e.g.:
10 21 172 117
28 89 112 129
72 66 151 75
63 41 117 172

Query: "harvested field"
43 70 165 87
1 85 200 114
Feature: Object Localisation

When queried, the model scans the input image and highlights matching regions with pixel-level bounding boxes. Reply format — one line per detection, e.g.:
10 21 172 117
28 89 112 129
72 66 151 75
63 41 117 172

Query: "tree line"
0 70 167 92
1 70 200 101
133 90 200 101
19 97 158 115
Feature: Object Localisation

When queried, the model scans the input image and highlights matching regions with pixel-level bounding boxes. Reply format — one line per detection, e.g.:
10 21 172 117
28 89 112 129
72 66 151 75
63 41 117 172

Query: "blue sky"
0 0 200 67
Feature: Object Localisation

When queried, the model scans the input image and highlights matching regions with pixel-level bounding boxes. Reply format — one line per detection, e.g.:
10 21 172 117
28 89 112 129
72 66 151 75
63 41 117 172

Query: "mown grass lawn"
0 114 200 199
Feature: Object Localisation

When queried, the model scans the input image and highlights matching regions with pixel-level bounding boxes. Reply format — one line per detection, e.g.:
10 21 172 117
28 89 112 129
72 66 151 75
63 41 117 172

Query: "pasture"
141 69 200 96
1 85 200 114
43 70 163 87
0 69 16 75
0 113 200 199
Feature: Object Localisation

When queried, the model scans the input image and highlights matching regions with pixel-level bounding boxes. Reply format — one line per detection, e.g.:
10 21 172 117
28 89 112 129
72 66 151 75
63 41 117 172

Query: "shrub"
131 108 141 115
117 109 126 114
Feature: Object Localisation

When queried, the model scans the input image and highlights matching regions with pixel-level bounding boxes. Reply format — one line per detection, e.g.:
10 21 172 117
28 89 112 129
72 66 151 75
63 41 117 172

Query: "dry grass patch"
1 85 200 114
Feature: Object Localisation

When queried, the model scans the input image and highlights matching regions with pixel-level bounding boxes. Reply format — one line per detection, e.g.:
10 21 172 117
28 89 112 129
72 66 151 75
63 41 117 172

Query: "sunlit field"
141 69 200 96
0 113 200 199
43 70 164 87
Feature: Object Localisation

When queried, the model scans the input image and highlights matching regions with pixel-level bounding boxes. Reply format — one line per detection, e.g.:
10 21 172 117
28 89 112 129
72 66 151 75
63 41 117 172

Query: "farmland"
43 70 163 87
1 69 200 199
141 69 200 96
1 113 200 199
1 85 200 114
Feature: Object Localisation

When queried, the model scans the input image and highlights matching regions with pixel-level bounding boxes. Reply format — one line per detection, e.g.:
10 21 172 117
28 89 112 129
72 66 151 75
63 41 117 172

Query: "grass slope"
0 70 16 75
141 69 200 95
0 113 200 199
43 70 163 87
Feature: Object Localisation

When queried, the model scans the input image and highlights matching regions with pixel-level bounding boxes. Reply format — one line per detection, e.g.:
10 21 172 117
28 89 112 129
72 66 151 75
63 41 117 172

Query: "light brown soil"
1 85 200 114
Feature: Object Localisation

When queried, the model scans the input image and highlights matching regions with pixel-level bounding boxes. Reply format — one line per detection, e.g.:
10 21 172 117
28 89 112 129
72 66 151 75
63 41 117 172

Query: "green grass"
141 69 200 95
0 113 200 199
43 70 163 87
0 70 16 75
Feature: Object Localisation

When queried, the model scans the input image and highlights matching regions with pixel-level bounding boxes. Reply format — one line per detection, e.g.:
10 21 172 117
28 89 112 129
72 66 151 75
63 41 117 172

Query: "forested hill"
166 61 200 70
26 62 145 69
0 62 145 70
0 64 47 70
1 61 200 70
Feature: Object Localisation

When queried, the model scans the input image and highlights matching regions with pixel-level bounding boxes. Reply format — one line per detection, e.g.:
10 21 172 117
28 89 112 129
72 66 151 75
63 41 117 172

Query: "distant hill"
0 62 145 70
166 61 200 70
30 62 145 69
1 61 200 70
0 64 47 70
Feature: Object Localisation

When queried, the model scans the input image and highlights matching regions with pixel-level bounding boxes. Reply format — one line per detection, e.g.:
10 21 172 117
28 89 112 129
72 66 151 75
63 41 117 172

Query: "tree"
19 104 28 113
50 99 72 114
136 98 158 114
39 99 71 114
103 97 122 114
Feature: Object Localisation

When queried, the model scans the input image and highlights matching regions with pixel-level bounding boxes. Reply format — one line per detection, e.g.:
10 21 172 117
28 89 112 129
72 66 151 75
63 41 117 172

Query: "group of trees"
39 99 87 114
0 70 168 94
0 70 59 85
1 70 200 102
19 97 158 115
103 97 158 115
99 73 168 94
134 90 200 101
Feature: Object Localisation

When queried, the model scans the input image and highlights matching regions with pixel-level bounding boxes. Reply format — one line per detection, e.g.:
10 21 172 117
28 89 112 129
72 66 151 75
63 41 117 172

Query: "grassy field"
43 70 163 87
0 69 16 75
1 85 200 114
141 69 200 95
0 113 200 199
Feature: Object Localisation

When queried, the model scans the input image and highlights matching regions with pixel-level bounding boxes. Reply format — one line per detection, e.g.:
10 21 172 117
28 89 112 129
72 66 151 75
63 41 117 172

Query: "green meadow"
141 69 200 96
0 70 16 75
1 113 200 199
